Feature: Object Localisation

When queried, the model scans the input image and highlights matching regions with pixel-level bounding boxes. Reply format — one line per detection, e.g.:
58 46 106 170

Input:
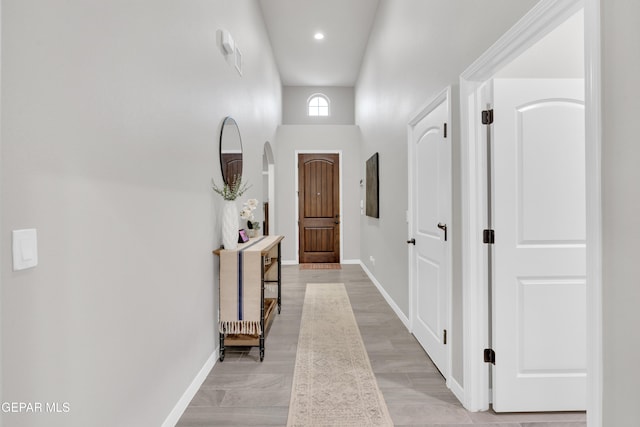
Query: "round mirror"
219 117 243 186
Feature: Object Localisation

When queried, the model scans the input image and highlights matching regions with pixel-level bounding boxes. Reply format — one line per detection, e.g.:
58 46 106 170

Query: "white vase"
222 200 239 250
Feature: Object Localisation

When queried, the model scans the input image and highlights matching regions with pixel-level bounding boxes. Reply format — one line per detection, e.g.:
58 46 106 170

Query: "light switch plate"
13 229 38 271
221 29 234 55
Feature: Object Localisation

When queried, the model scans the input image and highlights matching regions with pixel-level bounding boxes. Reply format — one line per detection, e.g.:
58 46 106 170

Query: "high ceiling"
259 0 380 87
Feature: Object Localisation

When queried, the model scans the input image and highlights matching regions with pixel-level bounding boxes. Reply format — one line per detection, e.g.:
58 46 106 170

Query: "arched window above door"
308 94 330 117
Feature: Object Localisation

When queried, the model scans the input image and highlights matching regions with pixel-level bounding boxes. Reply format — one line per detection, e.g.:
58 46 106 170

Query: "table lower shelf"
222 298 278 347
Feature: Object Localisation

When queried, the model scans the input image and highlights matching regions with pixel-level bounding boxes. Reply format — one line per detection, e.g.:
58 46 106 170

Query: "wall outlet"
369 255 375 266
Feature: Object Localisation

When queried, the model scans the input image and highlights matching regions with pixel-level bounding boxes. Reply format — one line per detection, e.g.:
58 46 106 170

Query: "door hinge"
443 329 447 345
482 109 494 125
483 229 495 244
443 122 447 138
484 348 496 364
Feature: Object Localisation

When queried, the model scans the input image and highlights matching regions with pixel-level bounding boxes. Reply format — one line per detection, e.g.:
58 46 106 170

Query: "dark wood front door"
221 153 242 185
298 153 340 263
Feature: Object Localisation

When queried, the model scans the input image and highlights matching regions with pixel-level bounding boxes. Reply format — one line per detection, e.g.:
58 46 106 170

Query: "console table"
213 235 283 361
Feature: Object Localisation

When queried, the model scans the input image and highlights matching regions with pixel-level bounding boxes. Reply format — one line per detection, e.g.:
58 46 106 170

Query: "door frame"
459 0 602 424
263 141 275 234
407 86 453 387
294 150 344 264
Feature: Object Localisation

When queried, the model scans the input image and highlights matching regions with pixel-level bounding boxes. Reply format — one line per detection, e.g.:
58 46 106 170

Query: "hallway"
177 265 586 426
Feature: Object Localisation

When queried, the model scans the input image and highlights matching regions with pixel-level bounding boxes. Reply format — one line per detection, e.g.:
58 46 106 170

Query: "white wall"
355 0 538 387
283 86 355 125
0 1 281 426
496 9 584 79
274 125 361 263
0 1 3 421
602 0 640 425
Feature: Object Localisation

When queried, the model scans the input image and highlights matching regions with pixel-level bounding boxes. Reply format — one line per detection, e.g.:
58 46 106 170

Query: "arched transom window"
308 94 330 117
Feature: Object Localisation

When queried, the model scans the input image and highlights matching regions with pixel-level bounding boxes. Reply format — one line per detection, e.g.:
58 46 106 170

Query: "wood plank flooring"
177 264 586 427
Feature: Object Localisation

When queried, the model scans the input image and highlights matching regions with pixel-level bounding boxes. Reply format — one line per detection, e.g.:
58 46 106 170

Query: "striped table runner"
218 235 279 335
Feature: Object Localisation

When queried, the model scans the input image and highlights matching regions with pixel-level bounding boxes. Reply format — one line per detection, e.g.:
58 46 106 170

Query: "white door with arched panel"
408 89 451 378
491 78 586 411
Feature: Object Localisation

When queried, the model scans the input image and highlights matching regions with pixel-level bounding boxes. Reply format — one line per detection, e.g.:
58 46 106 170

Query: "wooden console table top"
213 235 284 256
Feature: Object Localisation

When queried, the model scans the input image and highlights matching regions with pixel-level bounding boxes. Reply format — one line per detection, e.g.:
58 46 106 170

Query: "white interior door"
409 92 451 378
492 78 586 411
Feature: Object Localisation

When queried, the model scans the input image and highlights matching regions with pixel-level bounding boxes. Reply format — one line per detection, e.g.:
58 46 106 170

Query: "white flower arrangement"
240 198 261 230
240 206 253 221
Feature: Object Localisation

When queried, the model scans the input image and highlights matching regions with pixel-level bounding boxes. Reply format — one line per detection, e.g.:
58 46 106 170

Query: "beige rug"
287 283 393 426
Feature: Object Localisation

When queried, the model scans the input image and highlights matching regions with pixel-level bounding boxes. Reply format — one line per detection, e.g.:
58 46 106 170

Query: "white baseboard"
448 376 465 406
282 260 298 265
162 349 218 427
359 262 410 330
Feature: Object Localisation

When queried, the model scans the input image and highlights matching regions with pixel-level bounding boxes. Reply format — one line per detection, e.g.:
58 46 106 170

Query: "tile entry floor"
177 264 586 426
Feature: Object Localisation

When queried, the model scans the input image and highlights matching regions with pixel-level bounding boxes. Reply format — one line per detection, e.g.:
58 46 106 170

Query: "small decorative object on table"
212 175 250 250
240 198 261 238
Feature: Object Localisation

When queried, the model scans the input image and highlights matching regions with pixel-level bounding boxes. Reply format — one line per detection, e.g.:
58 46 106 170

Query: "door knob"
407 238 416 245
437 223 448 241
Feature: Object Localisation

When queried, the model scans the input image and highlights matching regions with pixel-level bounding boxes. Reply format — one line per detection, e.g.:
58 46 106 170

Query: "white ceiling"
259 0 380 87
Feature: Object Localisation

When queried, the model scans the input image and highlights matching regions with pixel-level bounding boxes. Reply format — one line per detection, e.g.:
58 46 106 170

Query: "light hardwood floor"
177 264 586 427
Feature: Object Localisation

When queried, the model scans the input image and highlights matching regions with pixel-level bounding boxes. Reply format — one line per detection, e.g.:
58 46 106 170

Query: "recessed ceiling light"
314 32 325 41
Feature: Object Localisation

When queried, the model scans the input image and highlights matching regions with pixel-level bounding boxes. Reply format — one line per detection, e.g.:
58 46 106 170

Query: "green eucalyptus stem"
211 175 251 201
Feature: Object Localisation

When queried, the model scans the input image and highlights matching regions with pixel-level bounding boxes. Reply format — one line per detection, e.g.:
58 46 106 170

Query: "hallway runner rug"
287 283 393 426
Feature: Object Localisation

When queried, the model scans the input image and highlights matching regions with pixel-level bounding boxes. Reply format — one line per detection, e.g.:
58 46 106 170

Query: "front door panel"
298 153 340 263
